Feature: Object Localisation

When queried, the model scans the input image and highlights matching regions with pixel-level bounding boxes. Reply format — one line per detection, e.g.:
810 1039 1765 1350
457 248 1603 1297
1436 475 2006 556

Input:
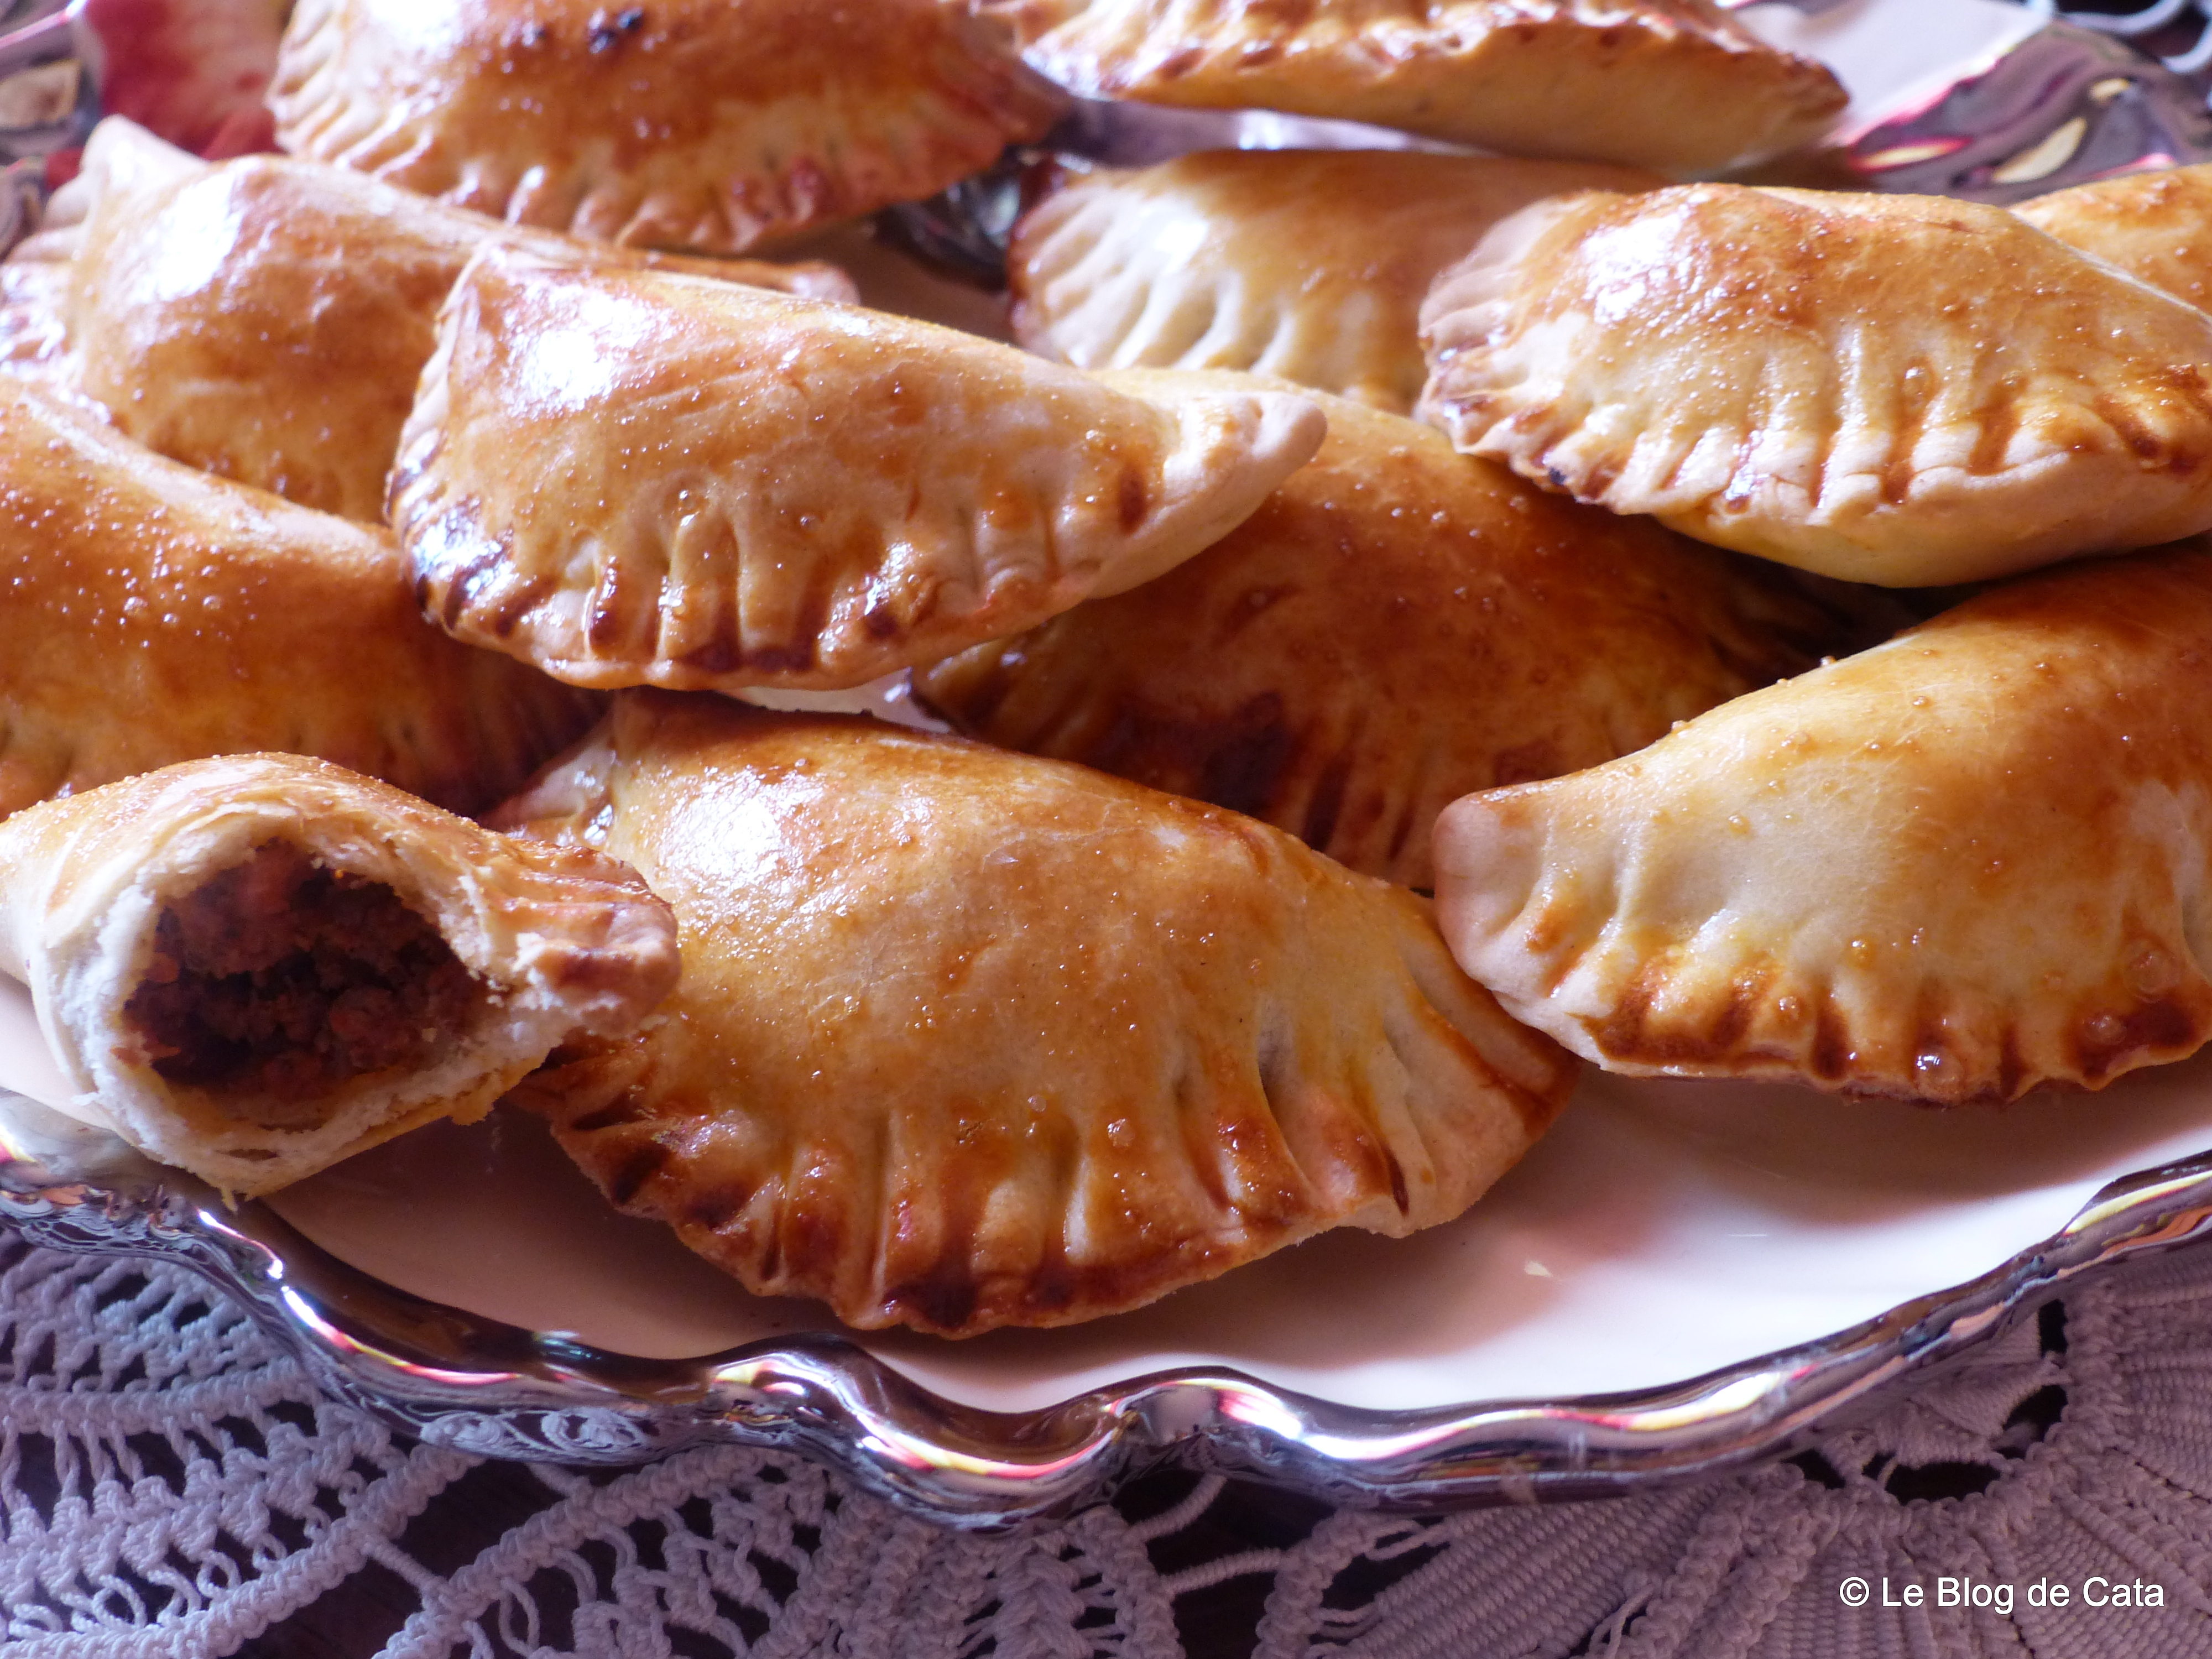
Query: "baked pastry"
394 248 1327 692
975 0 1844 172
0 754 679 1196
1420 184 2212 586
1009 150 1661 415
1432 545 2212 1104
0 376 600 821
2015 163 2212 313
270 0 1066 253
917 383 1889 888
0 118 856 524
496 693 1576 1335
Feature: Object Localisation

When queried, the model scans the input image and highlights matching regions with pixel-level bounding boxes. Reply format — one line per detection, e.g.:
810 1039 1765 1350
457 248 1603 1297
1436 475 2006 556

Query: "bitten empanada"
1009 150 1660 415
0 377 599 821
1433 546 2212 1104
270 0 1065 253
495 693 1575 1335
1421 184 2212 586
0 755 677 1196
918 384 1891 889
976 0 1844 172
2015 163 2212 313
394 248 1326 692
0 118 855 523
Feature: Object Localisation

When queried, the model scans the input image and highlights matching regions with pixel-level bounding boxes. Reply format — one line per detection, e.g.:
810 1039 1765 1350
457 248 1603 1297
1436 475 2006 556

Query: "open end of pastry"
120 841 487 1127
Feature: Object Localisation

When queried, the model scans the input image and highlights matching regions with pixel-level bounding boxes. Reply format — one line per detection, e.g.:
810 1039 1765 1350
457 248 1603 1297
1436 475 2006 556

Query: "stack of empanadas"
0 88 1606 1331
43 0 2212 1344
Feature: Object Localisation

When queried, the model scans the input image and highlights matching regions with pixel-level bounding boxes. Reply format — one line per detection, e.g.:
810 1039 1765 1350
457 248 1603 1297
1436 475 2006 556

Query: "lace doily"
6 1227 2212 1657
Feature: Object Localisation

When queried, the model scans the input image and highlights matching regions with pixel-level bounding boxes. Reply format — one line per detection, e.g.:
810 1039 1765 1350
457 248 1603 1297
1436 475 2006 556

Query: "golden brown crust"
1420 184 2212 586
978 0 1844 171
2015 163 2212 314
270 0 1066 253
0 753 678 1196
0 118 855 523
917 385 1892 888
1008 149 1661 415
1433 545 2212 1104
497 692 1575 1335
0 377 601 822
393 249 1326 692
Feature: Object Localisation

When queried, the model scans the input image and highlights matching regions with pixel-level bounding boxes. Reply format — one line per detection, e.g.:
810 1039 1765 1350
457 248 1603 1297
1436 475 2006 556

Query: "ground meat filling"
121 842 485 1126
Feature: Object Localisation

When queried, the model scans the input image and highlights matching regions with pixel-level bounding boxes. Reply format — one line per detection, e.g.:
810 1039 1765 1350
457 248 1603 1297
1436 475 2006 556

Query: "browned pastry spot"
123 842 485 1123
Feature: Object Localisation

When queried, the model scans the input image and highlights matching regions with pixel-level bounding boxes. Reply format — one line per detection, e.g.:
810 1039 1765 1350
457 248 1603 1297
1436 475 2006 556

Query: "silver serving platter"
7 1086 2212 1526
9 0 2212 1528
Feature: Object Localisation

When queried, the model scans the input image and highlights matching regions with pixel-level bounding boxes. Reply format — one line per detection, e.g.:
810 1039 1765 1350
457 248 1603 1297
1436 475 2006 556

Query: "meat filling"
122 842 484 1125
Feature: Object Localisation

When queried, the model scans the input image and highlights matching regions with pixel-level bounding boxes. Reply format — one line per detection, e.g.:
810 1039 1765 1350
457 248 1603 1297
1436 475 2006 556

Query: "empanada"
975 0 1844 172
1420 184 2212 586
0 377 599 821
1433 545 2212 1104
918 385 1891 889
270 0 1066 253
1009 150 1660 415
0 754 678 1196
394 248 1326 692
2015 163 2212 313
495 693 1575 1335
0 118 855 523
